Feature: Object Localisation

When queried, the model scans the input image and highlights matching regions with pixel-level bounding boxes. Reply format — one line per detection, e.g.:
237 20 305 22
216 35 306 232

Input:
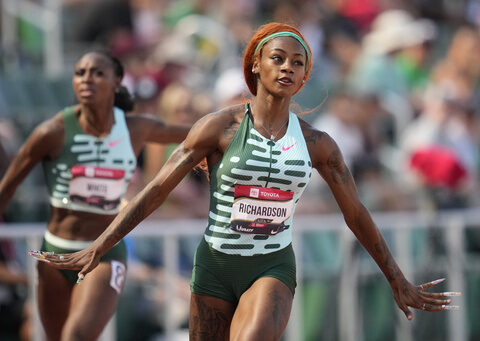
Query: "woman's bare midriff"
47 206 116 241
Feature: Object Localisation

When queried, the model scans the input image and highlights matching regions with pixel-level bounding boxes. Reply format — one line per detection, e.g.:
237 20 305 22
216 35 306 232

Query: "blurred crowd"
2 0 480 218
62 0 480 216
2 0 480 340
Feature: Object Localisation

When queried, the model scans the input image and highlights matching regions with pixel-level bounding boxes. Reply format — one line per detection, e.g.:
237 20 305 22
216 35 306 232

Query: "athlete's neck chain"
258 117 289 141
248 102 289 141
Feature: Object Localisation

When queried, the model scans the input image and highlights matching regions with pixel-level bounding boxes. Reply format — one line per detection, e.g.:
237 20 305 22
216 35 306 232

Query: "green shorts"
190 237 296 304
41 236 127 285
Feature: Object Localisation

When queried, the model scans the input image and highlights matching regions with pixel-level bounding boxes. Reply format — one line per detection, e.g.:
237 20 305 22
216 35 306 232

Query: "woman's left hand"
390 277 461 320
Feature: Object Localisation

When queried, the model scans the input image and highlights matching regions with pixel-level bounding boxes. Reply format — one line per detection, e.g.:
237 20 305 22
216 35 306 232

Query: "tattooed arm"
39 111 230 278
303 122 458 320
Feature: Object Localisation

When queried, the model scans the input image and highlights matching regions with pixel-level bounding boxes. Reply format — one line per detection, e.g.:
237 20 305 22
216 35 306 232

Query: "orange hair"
243 22 313 96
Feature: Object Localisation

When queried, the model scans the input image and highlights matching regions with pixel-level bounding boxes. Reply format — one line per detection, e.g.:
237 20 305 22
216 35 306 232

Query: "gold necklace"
258 117 289 141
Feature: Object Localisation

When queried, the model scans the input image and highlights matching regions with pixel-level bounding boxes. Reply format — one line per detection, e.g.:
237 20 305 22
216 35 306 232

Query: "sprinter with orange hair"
36 23 459 340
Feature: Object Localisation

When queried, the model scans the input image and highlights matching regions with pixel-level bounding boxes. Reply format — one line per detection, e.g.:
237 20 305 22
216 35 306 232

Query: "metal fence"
1 208 479 341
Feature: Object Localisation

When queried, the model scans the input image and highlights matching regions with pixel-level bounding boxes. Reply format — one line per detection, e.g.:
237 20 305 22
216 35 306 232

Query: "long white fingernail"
443 292 462 296
442 305 460 310
431 278 446 285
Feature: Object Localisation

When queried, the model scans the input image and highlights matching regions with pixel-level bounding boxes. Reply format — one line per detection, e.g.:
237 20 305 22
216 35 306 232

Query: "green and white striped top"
42 106 137 215
205 103 312 255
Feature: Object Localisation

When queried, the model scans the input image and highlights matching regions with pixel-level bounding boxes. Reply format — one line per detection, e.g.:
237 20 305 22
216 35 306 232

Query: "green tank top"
42 106 137 214
205 103 312 256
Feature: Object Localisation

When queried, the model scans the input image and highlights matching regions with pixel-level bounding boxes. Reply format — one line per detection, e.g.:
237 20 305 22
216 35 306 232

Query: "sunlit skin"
35 30 460 341
72 53 119 137
251 37 306 138
255 37 306 98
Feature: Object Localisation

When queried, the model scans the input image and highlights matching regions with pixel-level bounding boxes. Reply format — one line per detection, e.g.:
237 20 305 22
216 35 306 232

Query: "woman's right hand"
29 246 102 282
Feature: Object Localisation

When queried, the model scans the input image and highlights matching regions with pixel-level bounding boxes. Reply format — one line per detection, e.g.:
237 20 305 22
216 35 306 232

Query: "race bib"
69 165 126 211
228 185 294 235
110 260 126 294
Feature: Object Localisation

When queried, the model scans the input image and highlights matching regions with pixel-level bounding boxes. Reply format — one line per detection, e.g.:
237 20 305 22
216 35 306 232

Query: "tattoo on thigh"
190 297 230 341
269 290 290 335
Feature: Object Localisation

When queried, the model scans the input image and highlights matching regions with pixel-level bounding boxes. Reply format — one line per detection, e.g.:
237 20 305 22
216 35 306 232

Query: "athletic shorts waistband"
44 230 94 250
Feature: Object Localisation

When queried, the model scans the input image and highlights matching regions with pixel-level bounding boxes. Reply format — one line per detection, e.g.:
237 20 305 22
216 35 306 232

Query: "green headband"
254 31 311 70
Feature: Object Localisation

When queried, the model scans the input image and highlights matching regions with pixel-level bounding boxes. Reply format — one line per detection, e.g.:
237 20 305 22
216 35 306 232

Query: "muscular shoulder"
33 112 65 143
186 104 245 152
298 117 341 169
23 111 65 160
202 104 244 125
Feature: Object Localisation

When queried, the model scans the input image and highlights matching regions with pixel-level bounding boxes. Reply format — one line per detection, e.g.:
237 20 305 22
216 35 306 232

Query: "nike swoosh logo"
109 138 123 148
282 142 296 151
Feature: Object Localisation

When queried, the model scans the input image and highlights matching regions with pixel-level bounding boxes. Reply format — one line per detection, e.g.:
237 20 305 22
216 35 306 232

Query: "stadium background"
1 0 480 340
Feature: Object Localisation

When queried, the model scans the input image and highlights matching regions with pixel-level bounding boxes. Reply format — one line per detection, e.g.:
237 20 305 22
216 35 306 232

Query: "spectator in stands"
0 240 31 341
398 26 480 209
349 9 436 134
0 143 8 180
399 78 478 209
312 90 367 169
73 0 134 46
430 26 480 112
0 120 20 180
142 82 212 217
